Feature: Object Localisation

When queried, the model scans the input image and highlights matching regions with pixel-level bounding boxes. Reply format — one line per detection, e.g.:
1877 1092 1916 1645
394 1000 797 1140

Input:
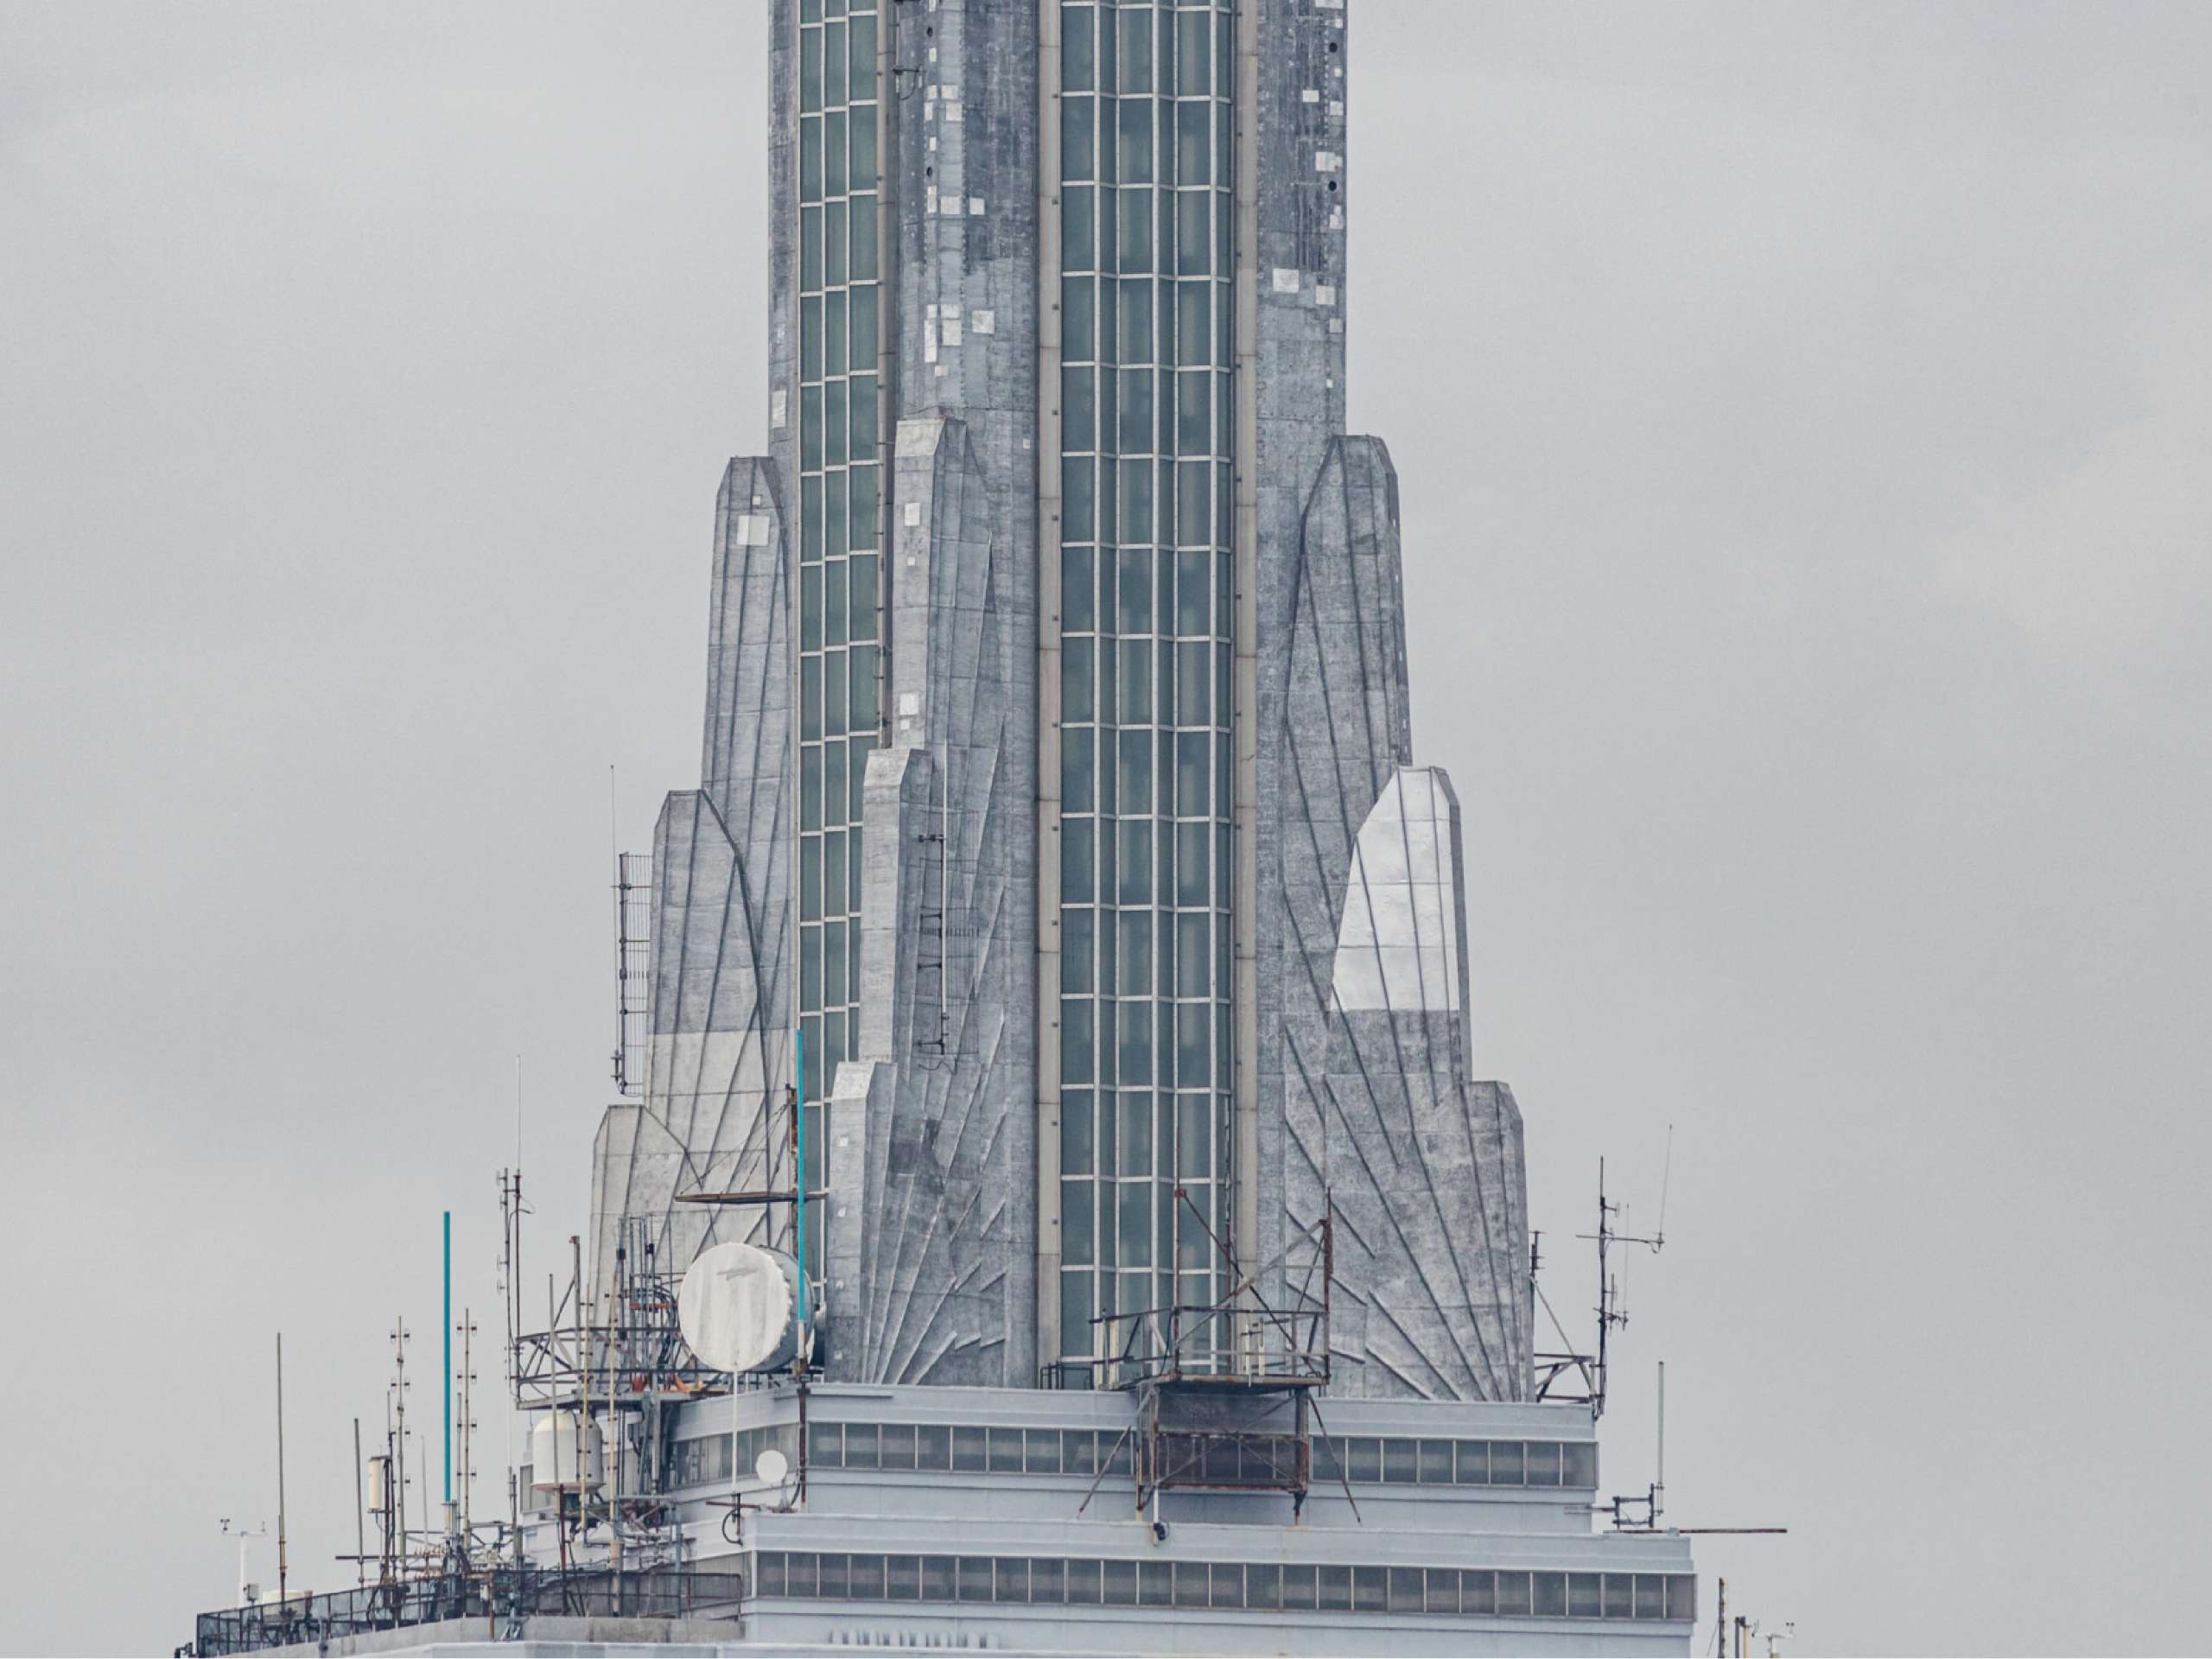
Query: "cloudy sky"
3 3 2209 1653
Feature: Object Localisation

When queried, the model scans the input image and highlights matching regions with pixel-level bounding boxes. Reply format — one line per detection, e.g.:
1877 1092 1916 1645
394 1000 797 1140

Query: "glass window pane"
887 1554 920 1599
1498 1572 1533 1618
1455 1440 1488 1484
1103 1559 1137 1606
957 1558 992 1603
879 1421 915 1470
1564 1441 1598 1488
1419 1440 1454 1484
1426 1567 1459 1615
844 1421 878 1468
921 1555 955 1600
1527 1441 1562 1487
1535 1571 1567 1617
916 1423 950 1470
1569 1573 1602 1618
952 1425 987 1471
1062 3 1094 90
1383 1438 1417 1484
1029 1557 1065 1605
1066 1557 1103 1605
995 1558 1029 1603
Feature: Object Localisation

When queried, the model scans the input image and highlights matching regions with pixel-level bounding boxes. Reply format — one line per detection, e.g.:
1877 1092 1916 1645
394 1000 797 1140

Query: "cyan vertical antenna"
795 1031 810 1332
442 1210 452 1509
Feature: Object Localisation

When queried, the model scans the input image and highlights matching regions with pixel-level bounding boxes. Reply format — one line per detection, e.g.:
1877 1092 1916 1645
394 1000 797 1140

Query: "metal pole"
276 1332 289 1608
572 1234 587 1541
796 1028 810 1332
1656 1359 1666 1524
443 1210 453 1516
353 1417 366 1588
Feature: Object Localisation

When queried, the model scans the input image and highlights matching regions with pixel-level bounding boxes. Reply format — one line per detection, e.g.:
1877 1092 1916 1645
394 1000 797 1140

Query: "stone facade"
593 0 1534 1403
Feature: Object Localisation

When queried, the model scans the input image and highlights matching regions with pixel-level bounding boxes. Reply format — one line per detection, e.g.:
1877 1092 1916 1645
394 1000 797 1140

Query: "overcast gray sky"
3 3 2209 1654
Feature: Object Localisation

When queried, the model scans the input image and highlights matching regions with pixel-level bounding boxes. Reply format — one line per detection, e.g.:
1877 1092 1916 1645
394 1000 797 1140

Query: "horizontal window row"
1059 812 1232 900
1060 1088 1221 1178
1063 276 1231 372
1061 3 1234 101
1059 905 1233 999
1059 994 1230 1087
1062 182 1230 278
1058 1269 1228 1362
799 0 877 21
798 13 879 117
675 1422 1594 1497
1061 545 1232 639
1062 366 1232 460
1061 91 1231 188
753 1550 1694 1623
797 199 880 291
799 737 877 838
1062 639 1231 732
809 1421 1128 1477
1318 1435 1598 1491
798 377 884 474
1062 456 1233 550
1061 731 1230 823
799 554 880 652
1060 1174 1222 1273
800 287 882 382
798 466 881 561
799 105 880 201
798 654 882 744
668 1432 736 1490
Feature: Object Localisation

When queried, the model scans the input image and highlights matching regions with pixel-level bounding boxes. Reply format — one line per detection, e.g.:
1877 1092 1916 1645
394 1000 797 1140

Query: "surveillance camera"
1152 1520 1169 1543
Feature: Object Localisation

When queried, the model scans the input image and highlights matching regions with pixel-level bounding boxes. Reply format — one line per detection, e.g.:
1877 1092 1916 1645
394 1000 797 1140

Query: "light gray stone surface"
1260 438 1530 1400
594 1 1529 1402
590 456 796 1305
825 416 1033 1384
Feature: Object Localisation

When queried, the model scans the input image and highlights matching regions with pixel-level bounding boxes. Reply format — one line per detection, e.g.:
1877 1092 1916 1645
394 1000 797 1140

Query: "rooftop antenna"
352 1416 365 1588
1585 1154 1665 1415
219 1518 268 1609
1531 1128 1674 1414
442 1211 453 1521
274 1332 288 1609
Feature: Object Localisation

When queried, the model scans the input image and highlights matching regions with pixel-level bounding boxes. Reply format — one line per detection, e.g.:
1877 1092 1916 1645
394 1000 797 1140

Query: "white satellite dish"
677 1240 802 1375
754 1447 791 1487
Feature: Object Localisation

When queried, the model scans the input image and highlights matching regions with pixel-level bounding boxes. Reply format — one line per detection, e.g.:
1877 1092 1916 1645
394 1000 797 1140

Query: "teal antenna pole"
442 1210 452 1510
795 1030 810 1333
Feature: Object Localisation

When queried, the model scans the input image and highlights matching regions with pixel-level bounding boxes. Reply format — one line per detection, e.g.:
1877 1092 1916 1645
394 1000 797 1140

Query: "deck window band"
748 1550 1694 1622
696 1421 1593 1489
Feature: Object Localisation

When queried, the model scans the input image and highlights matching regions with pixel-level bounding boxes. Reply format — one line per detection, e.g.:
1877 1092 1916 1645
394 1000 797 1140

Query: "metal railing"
188 1565 744 1656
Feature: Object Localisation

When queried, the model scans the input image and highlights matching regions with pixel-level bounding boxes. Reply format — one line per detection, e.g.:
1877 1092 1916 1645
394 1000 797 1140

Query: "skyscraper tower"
592 0 1538 1412
178 10 1707 1655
